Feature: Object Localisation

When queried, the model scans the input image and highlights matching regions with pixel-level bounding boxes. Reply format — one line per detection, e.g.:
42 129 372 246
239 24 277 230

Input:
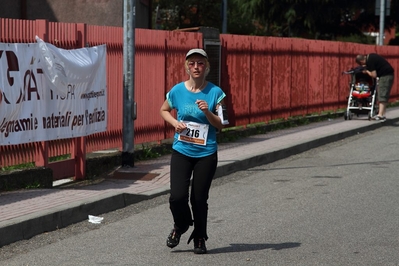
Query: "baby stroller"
342 66 378 120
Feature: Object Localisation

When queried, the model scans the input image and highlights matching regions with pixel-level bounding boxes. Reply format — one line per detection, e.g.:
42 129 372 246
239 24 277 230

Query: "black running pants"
169 149 218 240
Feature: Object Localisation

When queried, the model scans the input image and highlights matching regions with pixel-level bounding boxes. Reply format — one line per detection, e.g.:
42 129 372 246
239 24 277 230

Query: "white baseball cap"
185 48 208 59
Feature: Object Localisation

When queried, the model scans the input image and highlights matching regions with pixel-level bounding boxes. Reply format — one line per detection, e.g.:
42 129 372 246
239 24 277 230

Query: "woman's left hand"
195 99 209 112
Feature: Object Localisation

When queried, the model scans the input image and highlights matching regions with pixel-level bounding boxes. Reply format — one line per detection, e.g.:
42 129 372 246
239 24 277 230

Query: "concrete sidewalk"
1 108 399 248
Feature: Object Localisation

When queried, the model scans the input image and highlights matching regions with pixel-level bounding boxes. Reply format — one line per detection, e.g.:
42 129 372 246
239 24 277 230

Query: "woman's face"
186 55 207 78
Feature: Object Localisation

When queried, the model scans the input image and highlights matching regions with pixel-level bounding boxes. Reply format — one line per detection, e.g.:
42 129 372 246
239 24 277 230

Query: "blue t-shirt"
166 81 226 158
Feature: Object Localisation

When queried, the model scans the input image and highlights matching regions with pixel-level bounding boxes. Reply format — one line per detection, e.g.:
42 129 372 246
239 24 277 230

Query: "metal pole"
122 0 135 167
222 0 227 33
378 0 385 45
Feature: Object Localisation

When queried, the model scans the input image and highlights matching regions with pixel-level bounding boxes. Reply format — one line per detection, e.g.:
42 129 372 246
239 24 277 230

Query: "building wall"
0 0 151 28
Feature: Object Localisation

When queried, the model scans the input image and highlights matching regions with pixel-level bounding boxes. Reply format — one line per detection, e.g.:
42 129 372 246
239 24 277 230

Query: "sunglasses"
188 61 205 67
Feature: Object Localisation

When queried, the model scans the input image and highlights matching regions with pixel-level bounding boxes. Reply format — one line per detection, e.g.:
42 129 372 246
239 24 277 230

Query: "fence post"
34 19 50 168
73 23 88 180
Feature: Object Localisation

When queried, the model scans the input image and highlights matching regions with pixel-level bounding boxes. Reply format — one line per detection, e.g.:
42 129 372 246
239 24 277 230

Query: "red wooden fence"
1 18 399 180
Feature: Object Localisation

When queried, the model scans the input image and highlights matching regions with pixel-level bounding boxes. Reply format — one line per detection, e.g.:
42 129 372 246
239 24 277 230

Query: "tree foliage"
154 0 222 31
152 0 399 43
231 0 398 41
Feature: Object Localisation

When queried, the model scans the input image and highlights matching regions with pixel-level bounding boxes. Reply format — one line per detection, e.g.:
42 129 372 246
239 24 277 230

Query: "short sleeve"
217 91 226 104
166 91 174 109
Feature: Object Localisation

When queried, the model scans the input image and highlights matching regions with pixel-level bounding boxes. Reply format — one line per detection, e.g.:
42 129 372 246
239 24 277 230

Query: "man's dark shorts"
378 75 394 102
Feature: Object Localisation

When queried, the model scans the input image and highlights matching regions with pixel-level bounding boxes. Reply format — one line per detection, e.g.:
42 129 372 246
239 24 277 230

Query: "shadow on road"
172 242 301 254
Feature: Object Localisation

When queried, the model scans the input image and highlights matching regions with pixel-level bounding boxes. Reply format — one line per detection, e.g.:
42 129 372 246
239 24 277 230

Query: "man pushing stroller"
355 53 394 121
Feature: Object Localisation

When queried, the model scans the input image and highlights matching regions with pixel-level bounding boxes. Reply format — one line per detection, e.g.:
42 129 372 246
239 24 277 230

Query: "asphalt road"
1 125 399 266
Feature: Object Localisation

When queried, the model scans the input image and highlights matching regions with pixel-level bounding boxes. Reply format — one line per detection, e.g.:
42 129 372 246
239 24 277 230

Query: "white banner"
0 37 107 145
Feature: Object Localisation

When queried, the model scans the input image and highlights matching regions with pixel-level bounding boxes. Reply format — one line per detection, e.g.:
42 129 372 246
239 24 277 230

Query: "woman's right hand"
174 121 187 133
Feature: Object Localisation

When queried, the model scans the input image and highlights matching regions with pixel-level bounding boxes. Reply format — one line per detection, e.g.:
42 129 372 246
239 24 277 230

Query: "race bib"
178 121 209 145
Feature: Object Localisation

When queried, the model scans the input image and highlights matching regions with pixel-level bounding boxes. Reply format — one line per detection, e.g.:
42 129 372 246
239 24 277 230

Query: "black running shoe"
166 226 188 248
166 228 181 248
193 238 207 254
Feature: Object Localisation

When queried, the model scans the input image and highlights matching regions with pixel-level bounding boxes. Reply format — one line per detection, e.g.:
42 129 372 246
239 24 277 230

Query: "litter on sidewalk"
88 215 104 224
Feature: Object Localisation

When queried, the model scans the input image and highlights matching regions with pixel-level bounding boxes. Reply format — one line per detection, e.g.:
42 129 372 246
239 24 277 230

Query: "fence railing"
1 18 398 180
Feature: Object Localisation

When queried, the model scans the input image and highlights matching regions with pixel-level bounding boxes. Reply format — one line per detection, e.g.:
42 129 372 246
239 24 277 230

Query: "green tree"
153 0 399 44
231 0 398 41
154 0 222 30
226 0 259 35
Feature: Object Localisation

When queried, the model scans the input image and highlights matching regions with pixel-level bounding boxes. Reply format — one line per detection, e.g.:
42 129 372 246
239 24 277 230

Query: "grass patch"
24 181 42 189
1 154 71 172
1 162 35 172
388 100 399 108
49 154 70 162
217 110 343 143
136 145 161 161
